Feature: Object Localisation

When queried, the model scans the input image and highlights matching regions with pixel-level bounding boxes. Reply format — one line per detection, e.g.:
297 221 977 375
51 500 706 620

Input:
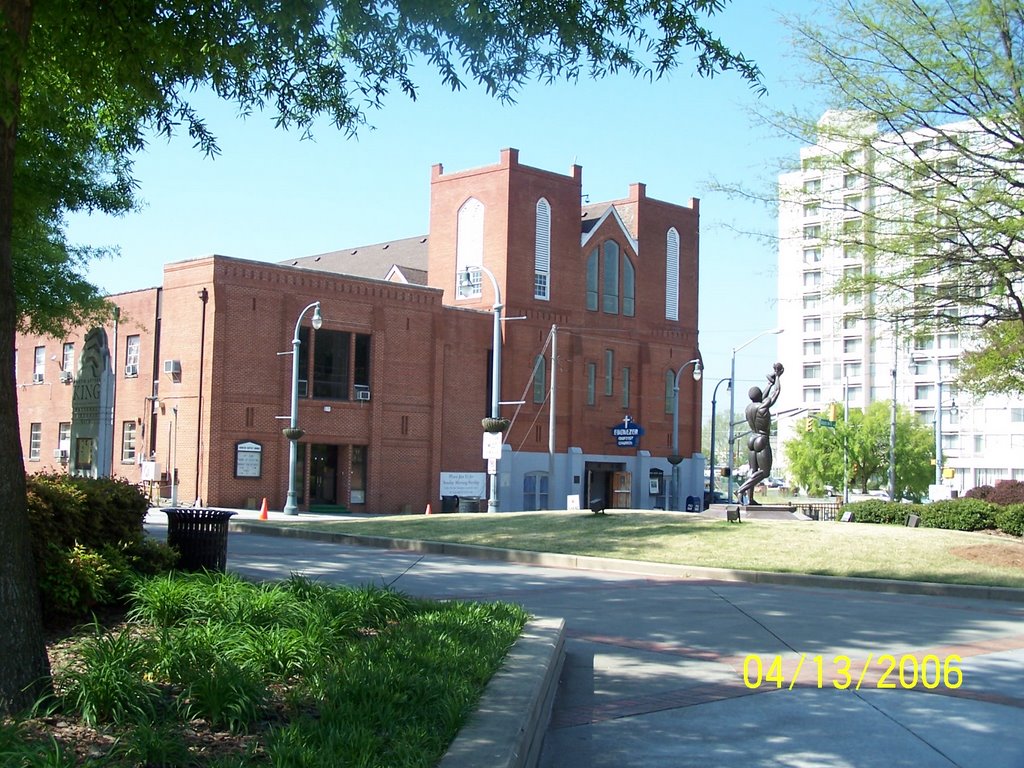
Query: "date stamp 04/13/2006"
742 654 963 691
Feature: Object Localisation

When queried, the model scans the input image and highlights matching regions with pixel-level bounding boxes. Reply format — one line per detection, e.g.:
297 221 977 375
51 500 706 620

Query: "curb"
229 520 1024 603
437 617 565 768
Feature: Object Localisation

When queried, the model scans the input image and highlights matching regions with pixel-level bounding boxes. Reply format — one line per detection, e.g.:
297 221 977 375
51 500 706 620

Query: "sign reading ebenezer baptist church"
611 415 644 448
70 327 114 477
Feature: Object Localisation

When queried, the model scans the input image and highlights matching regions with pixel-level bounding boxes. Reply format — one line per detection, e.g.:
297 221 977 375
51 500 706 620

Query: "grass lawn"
281 511 1024 589
6 572 528 767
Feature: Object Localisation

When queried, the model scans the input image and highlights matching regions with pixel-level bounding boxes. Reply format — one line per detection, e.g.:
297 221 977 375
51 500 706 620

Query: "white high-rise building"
776 111 1024 495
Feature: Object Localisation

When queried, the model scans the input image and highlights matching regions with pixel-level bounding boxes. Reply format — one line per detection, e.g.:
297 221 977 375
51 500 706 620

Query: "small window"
121 421 136 463
803 225 821 240
605 350 614 396
803 293 821 310
29 423 42 461
803 271 822 287
843 337 863 355
622 367 631 409
586 363 596 406
803 387 821 404
665 370 676 414
62 343 74 376
803 340 822 356
33 346 45 382
586 248 599 311
803 203 820 218
533 355 546 404
523 472 549 512
125 335 140 377
803 364 821 380
803 178 822 194
803 248 821 264
803 317 821 333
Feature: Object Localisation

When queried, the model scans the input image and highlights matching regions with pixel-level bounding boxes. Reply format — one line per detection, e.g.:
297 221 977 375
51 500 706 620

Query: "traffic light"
805 417 814 433
828 403 838 421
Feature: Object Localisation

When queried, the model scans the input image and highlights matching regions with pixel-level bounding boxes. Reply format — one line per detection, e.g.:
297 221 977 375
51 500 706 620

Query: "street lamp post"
727 327 784 502
670 358 703 510
283 301 322 516
708 377 731 502
462 266 504 514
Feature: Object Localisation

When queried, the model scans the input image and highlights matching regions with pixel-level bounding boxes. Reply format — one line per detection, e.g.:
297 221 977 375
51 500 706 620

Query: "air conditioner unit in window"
59 371 73 384
124 364 138 377
53 449 68 460
163 360 181 375
32 373 44 384
355 388 371 402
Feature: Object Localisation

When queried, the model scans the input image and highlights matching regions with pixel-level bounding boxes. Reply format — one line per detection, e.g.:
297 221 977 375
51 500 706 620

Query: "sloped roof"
283 235 429 281
581 201 638 239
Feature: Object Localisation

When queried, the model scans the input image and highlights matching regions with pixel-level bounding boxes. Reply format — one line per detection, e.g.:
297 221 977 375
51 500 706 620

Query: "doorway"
585 462 631 510
309 444 339 505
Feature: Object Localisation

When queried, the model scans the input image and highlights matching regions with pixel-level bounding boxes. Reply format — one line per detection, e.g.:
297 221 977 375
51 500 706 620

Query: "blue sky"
66 0 820 421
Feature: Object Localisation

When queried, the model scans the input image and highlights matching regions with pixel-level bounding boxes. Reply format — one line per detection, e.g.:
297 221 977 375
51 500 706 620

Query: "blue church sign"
611 415 644 448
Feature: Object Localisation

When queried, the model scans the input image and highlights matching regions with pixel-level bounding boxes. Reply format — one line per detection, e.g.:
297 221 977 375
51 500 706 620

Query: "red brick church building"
15 149 704 513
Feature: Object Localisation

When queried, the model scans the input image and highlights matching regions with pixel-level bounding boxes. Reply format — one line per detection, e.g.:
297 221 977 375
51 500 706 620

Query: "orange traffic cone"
259 498 269 520
425 503 432 515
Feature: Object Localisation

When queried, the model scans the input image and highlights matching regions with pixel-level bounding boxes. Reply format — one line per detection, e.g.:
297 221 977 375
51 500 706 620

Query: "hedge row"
843 497 1024 536
26 473 177 625
964 479 1024 506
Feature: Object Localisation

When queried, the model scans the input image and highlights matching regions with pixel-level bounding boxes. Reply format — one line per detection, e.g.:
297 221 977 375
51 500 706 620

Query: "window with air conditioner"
125 335 140 378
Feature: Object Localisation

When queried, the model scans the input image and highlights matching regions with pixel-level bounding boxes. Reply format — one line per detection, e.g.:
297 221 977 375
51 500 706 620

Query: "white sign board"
482 431 503 460
235 441 263 478
566 494 580 510
140 461 161 482
440 472 487 498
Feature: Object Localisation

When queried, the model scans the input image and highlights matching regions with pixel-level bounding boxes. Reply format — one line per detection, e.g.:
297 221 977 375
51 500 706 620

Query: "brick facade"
16 149 703 513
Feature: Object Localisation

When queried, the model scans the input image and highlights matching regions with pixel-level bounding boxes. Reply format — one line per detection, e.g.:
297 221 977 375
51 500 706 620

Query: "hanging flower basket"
481 417 511 433
282 427 305 441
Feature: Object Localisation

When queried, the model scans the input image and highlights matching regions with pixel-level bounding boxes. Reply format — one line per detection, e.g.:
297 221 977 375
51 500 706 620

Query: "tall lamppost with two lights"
282 301 322 516
669 358 702 510
461 266 504 514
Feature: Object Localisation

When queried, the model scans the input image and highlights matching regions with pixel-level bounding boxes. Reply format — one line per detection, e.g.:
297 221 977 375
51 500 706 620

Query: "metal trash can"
458 497 481 513
164 508 236 572
441 495 459 513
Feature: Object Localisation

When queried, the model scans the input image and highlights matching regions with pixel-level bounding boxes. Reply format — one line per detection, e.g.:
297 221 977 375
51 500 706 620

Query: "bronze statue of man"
736 362 784 505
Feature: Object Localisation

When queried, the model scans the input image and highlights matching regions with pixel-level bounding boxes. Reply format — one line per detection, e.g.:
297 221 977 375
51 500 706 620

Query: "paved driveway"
150 517 1024 767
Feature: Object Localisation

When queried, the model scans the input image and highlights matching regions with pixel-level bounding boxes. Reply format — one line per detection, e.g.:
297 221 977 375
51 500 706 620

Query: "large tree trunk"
0 0 51 716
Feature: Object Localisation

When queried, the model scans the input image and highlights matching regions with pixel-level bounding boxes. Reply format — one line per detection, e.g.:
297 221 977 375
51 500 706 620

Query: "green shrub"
843 500 907 525
27 473 176 625
36 543 122 620
918 498 997 531
994 504 1024 537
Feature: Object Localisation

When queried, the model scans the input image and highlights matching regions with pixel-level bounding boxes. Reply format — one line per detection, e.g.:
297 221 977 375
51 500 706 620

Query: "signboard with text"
440 472 487 498
234 441 263 478
611 416 644 448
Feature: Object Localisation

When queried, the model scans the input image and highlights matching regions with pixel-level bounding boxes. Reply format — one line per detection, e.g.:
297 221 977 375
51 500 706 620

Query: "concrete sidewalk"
147 511 1024 767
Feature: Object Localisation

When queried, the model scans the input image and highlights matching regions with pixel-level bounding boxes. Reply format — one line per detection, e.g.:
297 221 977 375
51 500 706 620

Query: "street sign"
482 431 503 459
818 418 836 429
